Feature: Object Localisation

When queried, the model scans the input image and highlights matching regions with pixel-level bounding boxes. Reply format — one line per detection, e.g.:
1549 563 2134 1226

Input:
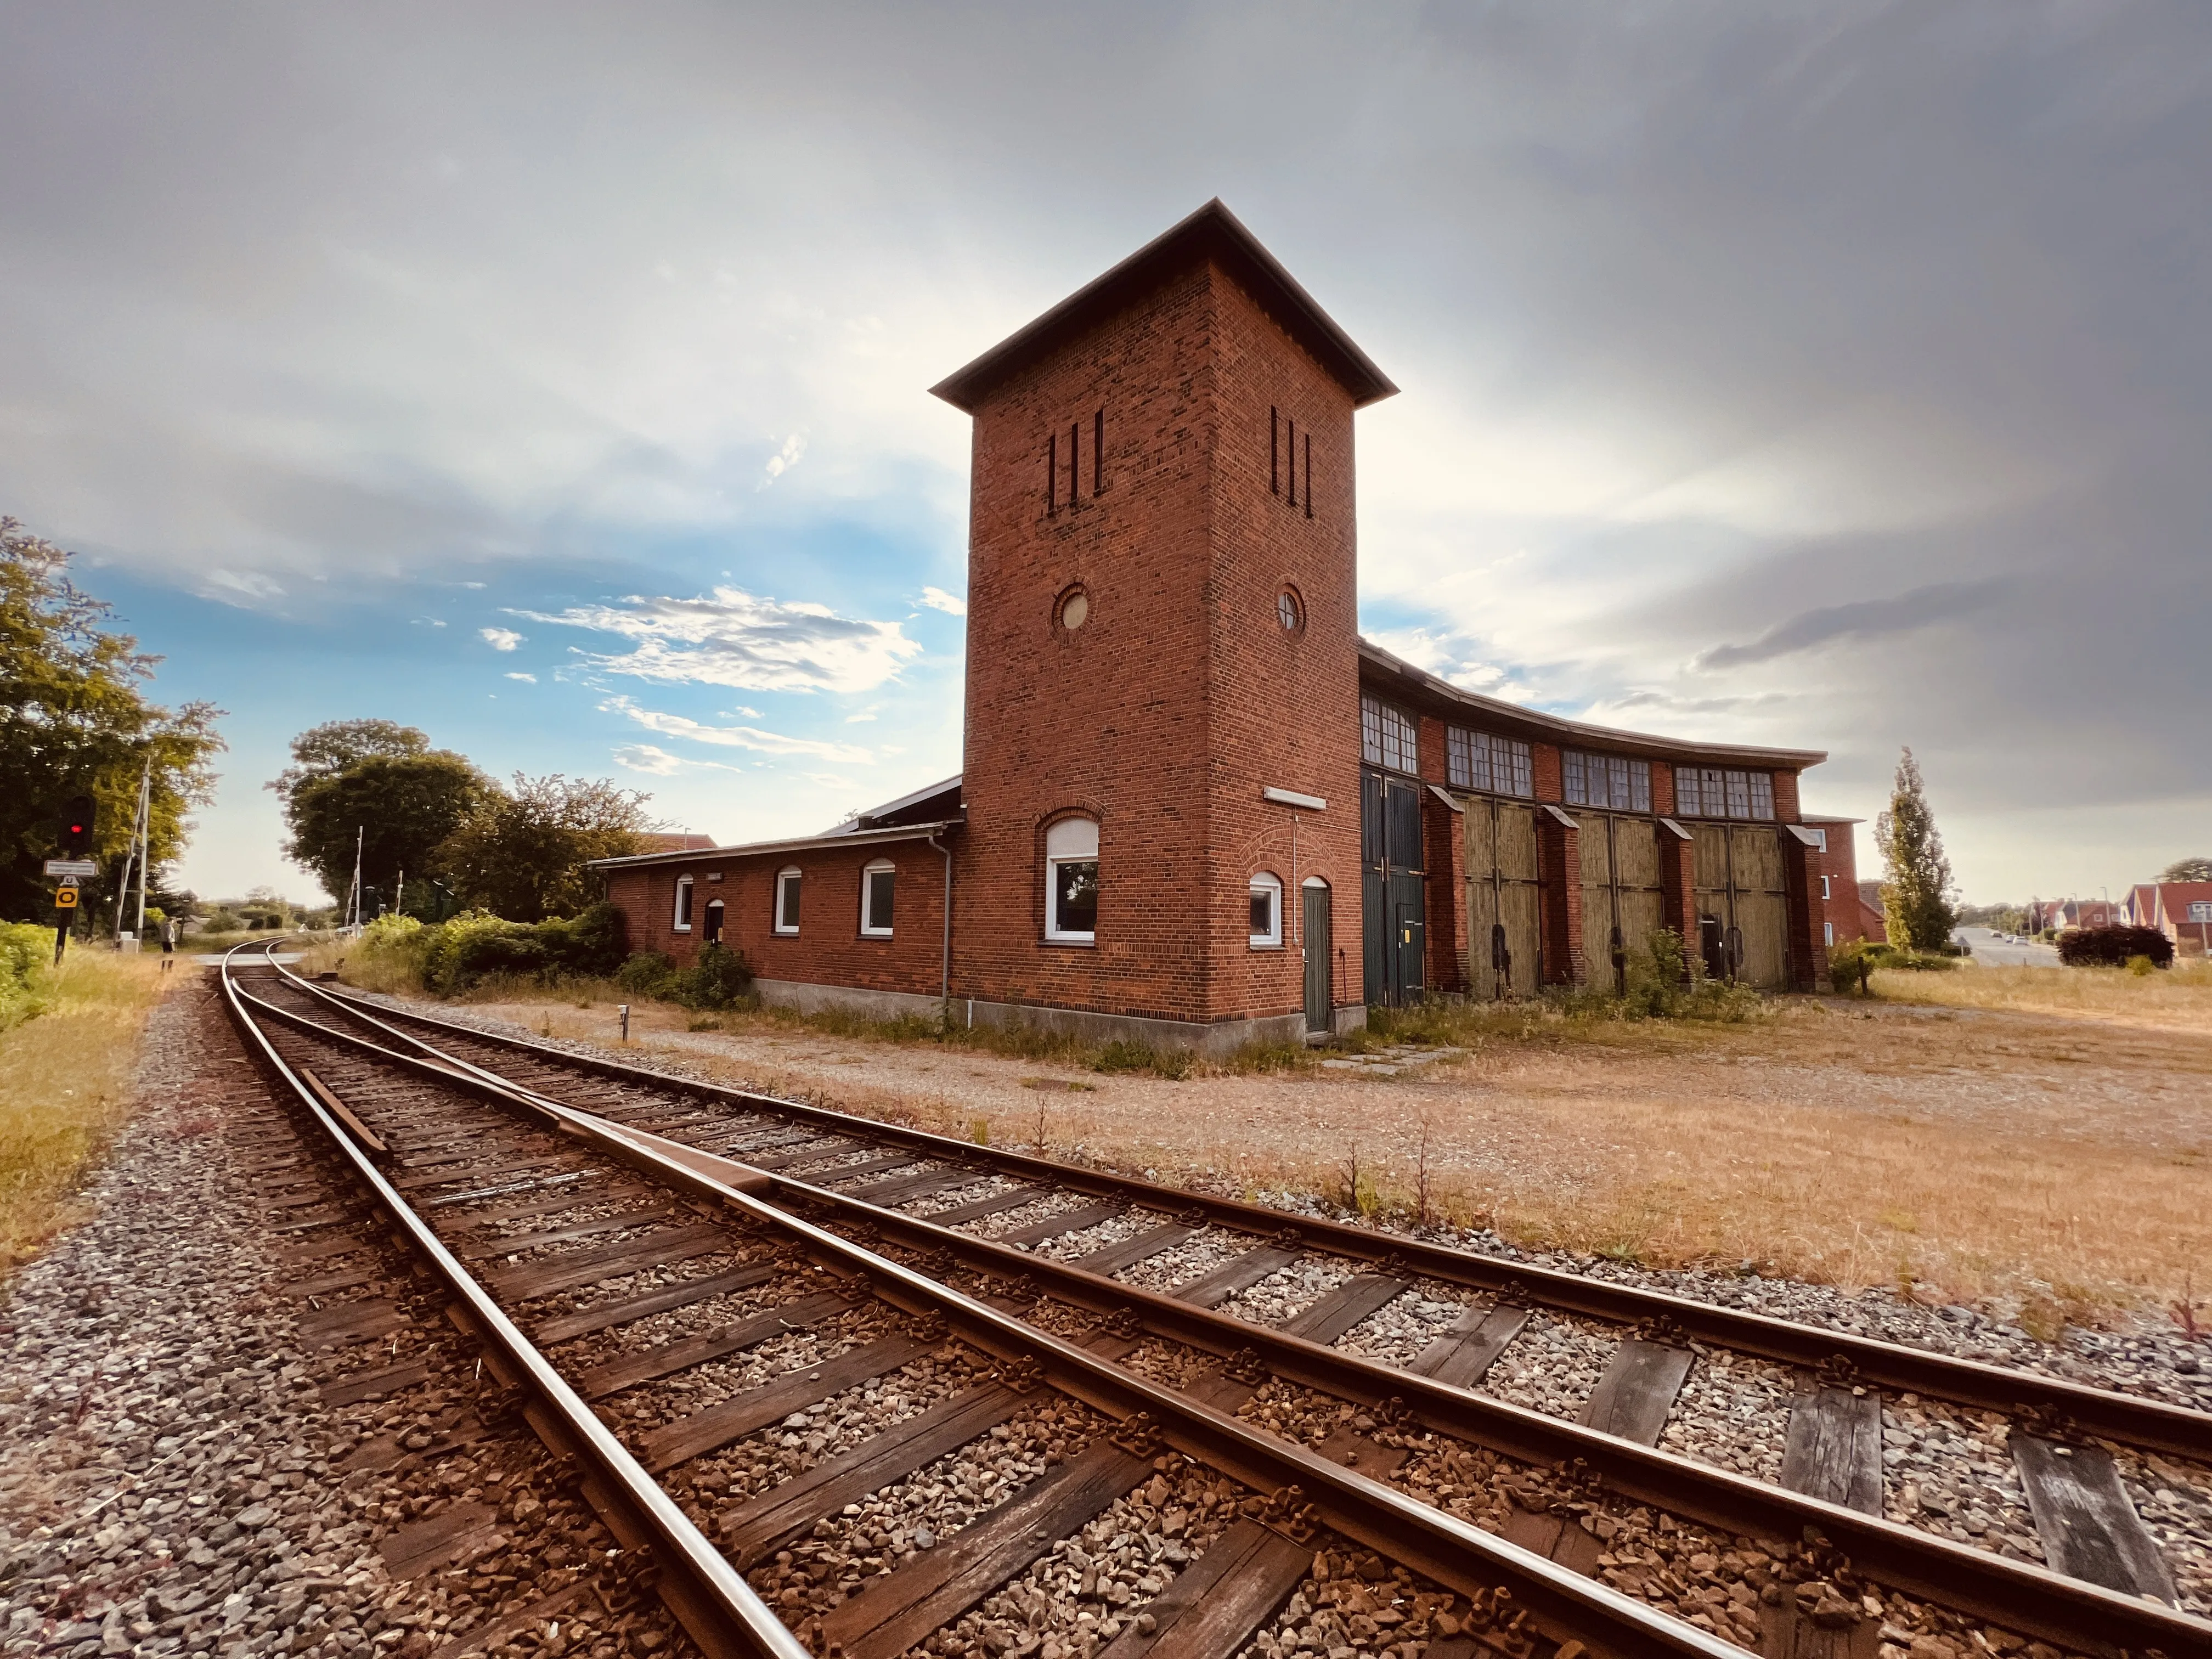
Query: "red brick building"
2124 882 2212 957
594 202 1835 1052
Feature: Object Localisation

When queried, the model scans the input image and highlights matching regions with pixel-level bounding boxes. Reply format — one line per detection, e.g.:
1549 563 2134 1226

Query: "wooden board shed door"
1690 822 1790 988
1577 812 1666 992
1465 798 1542 999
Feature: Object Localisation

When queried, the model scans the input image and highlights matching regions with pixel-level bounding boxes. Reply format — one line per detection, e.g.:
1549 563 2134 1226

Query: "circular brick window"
1277 586 1304 633
1057 585 1090 631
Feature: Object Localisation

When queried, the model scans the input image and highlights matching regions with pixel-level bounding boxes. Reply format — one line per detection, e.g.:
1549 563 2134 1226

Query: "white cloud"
504 671 537 682
200 569 286 606
410 616 448 628
520 586 921 693
601 693 873 763
480 626 525 651
919 586 967 616
613 743 684 775
760 432 806 487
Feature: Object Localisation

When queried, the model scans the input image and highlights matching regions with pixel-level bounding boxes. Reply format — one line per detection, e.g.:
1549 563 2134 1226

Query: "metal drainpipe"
927 830 953 1024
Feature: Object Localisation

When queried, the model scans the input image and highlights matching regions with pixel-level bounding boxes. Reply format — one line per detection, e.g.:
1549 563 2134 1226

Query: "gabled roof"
930 199 1398 413
1357 639 1829 768
819 773 964 837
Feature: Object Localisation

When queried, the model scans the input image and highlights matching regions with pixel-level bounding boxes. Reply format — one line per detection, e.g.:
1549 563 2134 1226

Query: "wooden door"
1687 822 1788 988
1302 884 1333 1034
1465 798 1542 998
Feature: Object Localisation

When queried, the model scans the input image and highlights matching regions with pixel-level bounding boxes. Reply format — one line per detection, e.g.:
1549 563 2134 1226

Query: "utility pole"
395 867 405 921
348 825 364 932
133 762 151 938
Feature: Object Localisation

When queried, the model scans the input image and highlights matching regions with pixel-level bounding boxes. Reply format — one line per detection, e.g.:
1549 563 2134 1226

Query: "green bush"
616 951 676 996
356 902 631 995
611 943 755 1010
1091 1038 1193 1079
1830 939 1960 992
0 922 55 1030
2057 926 2173 969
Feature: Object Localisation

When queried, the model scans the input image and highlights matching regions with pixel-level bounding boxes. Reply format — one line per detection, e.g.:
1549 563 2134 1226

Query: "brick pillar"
1420 786 1468 994
1657 818 1697 979
1536 805 1585 985
1781 826 1829 993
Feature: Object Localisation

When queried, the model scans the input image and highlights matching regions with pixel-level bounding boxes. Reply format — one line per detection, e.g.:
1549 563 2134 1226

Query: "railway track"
218 947 2212 1659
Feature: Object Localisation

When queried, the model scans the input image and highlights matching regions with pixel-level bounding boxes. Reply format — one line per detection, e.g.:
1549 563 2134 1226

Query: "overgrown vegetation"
613 944 757 1011
331 905 631 995
1828 937 1961 994
0 947 166 1271
2057 925 2174 969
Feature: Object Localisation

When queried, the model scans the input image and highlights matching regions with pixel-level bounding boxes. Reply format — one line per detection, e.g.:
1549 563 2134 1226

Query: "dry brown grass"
1867 957 2212 1036
385 977 2212 1330
0 947 170 1271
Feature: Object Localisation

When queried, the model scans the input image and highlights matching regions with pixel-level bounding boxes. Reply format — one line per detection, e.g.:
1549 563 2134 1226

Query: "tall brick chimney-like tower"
931 201 1397 1053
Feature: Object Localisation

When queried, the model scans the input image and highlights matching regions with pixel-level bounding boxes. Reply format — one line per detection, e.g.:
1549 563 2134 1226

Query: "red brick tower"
932 201 1396 1051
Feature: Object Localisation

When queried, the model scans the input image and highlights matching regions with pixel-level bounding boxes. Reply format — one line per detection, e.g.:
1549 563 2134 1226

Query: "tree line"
270 719 661 922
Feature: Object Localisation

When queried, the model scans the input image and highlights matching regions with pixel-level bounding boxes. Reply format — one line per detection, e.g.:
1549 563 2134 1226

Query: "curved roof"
930 199 1398 413
1358 639 1827 768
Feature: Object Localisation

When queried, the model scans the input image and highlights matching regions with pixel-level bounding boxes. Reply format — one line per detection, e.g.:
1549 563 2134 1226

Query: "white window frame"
774 867 802 935
860 859 896 938
1359 694 1418 773
1821 874 1832 901
1249 872 1284 949
673 874 695 932
1825 921 1836 948
1044 817 1099 944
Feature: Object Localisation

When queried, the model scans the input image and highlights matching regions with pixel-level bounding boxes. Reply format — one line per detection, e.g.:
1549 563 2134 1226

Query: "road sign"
2190 901 2212 923
54 888 78 910
43 858 97 877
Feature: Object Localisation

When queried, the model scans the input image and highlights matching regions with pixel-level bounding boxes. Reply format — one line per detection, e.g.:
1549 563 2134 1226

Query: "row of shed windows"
1362 692 1776 820
675 863 896 939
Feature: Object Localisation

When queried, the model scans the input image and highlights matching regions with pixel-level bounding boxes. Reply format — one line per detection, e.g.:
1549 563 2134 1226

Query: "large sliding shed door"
1361 770 1426 1007
1578 812 1666 991
1691 822 1790 988
1464 797 1542 1000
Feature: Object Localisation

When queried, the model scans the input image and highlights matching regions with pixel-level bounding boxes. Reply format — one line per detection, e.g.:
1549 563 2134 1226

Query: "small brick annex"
596 202 1847 1054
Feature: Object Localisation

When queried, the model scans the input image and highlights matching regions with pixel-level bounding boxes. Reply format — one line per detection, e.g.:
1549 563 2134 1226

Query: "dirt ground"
415 975 2210 1330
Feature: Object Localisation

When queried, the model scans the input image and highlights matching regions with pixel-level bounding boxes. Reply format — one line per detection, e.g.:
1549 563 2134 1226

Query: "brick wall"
952 259 1364 1026
602 839 950 998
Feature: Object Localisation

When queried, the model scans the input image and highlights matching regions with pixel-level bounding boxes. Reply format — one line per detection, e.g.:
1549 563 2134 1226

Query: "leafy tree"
2158 856 2212 883
267 719 430 802
0 518 224 924
438 773 659 922
283 752 492 909
1874 747 1957 952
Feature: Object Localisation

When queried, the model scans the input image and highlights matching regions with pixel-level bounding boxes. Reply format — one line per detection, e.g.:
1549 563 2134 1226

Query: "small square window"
861 864 895 936
1249 873 1283 948
775 869 802 934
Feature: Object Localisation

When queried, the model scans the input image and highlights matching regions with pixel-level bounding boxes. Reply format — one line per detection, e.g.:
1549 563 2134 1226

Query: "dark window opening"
1054 860 1098 935
864 867 895 934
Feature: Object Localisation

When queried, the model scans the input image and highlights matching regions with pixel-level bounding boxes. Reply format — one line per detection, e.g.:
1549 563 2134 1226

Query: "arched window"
860 859 896 937
1045 817 1098 943
703 898 725 945
1248 872 1283 948
774 867 802 934
673 875 694 932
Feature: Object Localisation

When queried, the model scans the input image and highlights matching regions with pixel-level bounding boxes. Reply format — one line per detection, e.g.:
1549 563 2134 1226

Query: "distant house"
2124 882 2212 957
1802 816 1887 947
640 832 718 854
2029 897 2120 932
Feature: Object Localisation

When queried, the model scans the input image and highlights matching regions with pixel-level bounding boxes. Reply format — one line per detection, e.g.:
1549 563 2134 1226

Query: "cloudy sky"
4 2 2206 905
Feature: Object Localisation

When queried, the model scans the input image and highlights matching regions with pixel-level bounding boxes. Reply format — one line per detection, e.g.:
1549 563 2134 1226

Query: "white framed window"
774 867 802 935
1821 874 1832 901
1825 921 1836 947
673 875 695 932
860 860 896 937
1447 727 1533 797
1563 750 1651 812
1249 872 1283 948
1045 817 1099 943
1359 694 1418 773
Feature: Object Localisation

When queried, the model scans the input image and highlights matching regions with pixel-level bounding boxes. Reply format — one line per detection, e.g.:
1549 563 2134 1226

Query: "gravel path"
0 984 682 1659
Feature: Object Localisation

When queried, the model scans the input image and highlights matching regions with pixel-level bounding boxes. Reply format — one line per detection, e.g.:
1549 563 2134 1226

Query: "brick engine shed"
596 202 1838 1054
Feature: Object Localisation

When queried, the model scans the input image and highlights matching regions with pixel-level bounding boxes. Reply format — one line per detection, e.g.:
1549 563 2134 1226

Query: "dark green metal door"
1303 883 1333 1033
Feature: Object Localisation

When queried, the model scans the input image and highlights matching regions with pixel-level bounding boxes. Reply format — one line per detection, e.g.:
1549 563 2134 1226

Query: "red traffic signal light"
59 794 95 858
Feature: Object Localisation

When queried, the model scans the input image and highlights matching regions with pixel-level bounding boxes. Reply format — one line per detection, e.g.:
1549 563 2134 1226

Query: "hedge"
2056 926 2174 969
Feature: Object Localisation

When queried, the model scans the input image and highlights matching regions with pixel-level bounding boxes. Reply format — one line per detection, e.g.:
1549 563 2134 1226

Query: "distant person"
160 917 177 972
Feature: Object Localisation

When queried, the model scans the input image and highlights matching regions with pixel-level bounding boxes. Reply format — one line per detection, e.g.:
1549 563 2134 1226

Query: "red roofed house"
2124 882 2212 957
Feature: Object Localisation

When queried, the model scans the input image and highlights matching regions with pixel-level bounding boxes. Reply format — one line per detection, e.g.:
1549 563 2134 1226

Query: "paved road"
1955 926 2059 967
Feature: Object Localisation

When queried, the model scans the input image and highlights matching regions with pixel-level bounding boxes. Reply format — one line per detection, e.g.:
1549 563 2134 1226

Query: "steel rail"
218 947 812 1659
307 978 2212 1464
244 965 2212 1658
230 967 1746 1659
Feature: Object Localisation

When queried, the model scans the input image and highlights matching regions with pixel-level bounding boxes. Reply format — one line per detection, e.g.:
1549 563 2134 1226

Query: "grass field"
391 962 2212 1335
0 945 169 1271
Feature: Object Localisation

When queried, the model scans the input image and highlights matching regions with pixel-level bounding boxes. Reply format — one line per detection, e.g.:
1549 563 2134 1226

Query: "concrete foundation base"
752 977 1366 1058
